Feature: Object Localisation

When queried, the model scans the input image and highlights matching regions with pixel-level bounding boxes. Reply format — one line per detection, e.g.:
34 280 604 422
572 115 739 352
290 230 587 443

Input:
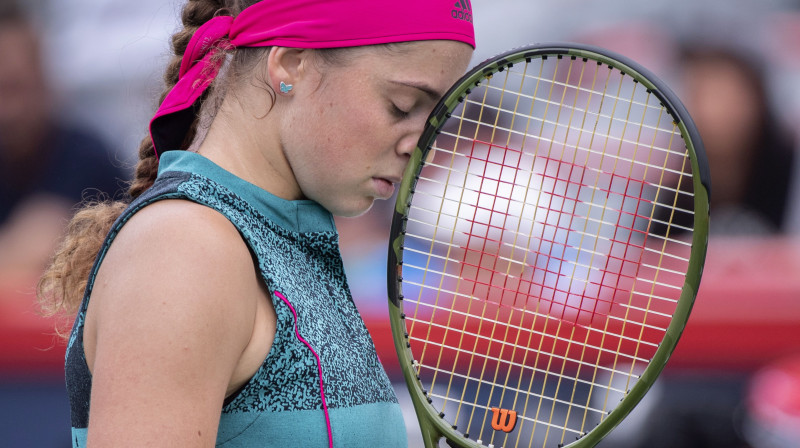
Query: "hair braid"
38 0 250 323
129 0 232 198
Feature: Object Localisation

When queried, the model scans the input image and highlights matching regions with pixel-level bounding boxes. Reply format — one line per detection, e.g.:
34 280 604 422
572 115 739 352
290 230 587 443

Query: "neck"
196 92 302 201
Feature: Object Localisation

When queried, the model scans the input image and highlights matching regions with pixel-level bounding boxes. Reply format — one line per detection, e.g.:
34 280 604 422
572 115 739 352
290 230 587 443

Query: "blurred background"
1 0 799 446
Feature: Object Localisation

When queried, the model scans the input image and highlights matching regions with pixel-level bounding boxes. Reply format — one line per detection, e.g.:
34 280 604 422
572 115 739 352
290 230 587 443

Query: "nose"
397 133 418 159
397 118 428 158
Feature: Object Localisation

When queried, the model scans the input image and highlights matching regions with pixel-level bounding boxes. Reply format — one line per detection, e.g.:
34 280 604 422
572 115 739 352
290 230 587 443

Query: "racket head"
388 42 710 448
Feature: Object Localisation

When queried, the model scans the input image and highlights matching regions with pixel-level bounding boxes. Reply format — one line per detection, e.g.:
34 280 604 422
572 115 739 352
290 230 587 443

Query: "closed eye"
390 103 411 119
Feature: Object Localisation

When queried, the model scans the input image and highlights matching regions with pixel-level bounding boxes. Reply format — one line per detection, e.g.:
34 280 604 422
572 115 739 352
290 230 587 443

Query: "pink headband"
150 0 476 156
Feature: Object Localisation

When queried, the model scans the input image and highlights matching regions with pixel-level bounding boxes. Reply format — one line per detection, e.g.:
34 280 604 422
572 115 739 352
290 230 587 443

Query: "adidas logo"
451 0 473 23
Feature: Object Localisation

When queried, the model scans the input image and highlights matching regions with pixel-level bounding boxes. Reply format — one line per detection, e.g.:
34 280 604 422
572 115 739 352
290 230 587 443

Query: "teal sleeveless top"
65 151 407 447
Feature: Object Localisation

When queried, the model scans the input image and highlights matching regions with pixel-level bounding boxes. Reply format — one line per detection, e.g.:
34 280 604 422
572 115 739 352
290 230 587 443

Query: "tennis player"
38 1 475 446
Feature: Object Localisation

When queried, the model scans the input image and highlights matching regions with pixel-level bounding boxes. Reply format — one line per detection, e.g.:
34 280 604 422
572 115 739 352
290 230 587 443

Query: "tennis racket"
387 43 710 448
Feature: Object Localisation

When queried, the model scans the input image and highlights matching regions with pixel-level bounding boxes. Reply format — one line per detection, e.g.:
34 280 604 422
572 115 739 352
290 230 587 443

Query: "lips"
372 176 399 198
380 175 402 185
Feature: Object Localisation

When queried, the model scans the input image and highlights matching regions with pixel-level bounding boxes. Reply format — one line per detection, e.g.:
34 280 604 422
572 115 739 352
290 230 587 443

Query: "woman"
678 44 796 235
38 0 475 446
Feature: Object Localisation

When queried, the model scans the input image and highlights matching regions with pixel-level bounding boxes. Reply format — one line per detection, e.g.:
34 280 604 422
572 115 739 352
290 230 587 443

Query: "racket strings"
490 65 548 432
545 61 623 445
475 87 679 141
528 59 639 446
408 319 649 382
512 59 593 446
607 132 693 407
470 61 564 442
404 211 692 267
420 83 495 424
458 85 518 434
483 70 669 119
402 55 694 447
435 64 541 435
614 115 682 402
413 153 697 234
582 82 666 434
471 66 540 442
437 124 692 184
403 288 671 343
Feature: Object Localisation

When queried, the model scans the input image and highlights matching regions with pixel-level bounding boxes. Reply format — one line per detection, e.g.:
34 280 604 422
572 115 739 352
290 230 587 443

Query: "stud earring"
280 81 293 94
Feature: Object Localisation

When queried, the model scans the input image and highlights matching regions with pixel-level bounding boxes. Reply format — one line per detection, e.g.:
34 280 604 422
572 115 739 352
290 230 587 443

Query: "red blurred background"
3 0 800 447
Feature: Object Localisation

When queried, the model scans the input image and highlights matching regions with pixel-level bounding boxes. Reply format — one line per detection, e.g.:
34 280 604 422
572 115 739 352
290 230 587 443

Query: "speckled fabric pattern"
65 151 406 447
177 176 397 412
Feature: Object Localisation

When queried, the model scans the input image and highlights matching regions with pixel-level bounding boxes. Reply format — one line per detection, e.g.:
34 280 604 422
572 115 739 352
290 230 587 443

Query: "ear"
267 47 313 94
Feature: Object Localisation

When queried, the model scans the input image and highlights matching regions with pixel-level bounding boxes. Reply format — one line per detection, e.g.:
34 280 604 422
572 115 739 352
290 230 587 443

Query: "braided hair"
38 0 267 322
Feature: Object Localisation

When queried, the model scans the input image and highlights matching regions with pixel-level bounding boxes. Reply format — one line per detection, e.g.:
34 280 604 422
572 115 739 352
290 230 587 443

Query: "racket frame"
387 42 710 448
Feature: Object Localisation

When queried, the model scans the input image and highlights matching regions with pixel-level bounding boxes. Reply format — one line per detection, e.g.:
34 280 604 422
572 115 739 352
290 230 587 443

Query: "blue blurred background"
2 0 799 446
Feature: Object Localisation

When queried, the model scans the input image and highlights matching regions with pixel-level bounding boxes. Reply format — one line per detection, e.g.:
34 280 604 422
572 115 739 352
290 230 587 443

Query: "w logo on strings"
490 407 518 432
451 0 473 22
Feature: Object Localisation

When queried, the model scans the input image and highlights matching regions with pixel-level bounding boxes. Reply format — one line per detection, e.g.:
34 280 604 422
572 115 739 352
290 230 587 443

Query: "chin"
330 198 376 218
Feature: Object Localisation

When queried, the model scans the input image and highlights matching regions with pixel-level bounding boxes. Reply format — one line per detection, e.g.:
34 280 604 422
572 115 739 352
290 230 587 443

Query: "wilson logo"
451 0 473 23
490 407 517 432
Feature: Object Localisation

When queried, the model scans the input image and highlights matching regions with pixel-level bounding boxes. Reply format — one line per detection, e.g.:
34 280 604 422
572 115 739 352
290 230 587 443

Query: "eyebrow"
390 80 445 101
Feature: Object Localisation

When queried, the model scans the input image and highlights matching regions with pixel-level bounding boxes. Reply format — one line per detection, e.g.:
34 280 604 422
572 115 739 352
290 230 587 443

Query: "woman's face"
680 57 762 204
279 40 473 217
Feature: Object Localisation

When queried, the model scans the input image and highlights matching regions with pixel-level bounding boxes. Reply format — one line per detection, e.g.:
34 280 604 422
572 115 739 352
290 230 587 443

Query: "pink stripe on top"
274 291 333 448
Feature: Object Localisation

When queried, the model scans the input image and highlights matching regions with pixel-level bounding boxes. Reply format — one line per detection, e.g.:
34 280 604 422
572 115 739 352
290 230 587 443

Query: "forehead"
326 40 473 90
367 40 472 66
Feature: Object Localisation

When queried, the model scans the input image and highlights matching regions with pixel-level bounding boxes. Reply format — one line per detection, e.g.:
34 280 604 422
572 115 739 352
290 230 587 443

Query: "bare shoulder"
88 198 259 351
84 199 262 445
108 198 250 271
91 198 258 322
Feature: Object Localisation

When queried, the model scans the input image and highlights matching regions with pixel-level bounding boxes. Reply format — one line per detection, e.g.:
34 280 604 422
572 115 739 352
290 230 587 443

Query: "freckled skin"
199 40 474 217
279 41 472 217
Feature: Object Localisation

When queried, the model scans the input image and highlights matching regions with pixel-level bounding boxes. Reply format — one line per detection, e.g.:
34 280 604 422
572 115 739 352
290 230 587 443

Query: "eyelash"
391 103 411 119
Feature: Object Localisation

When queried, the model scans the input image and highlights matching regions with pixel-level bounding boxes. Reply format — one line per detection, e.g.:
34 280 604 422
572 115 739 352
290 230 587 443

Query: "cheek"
317 97 391 160
334 91 382 131
285 107 365 189
286 79 395 189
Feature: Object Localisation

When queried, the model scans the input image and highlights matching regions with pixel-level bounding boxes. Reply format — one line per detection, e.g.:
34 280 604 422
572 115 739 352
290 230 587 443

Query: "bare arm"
83 200 263 447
